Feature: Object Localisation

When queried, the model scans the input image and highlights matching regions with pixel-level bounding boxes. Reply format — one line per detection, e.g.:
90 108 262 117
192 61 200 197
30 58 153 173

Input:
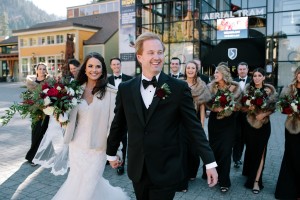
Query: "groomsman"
232 62 251 168
169 57 184 79
108 57 132 175
107 32 218 200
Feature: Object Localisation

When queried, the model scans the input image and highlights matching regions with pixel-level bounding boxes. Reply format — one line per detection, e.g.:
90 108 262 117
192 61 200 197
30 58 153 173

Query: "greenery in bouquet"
276 94 300 116
1 78 83 127
210 89 235 119
241 86 268 113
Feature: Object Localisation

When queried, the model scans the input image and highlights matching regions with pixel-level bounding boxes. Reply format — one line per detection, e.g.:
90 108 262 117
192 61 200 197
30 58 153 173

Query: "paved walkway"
0 82 284 200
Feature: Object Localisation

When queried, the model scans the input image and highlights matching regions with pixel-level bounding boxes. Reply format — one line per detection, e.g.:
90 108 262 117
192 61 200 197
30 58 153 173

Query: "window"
21 58 29 78
20 39 28 47
29 38 37 46
274 11 300 35
67 9 74 18
47 36 55 44
56 35 64 44
38 37 46 45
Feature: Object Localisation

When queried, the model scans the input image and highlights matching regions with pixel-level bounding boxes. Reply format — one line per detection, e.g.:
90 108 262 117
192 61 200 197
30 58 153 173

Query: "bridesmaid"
275 67 300 199
25 63 50 165
242 68 277 194
205 63 241 193
184 60 211 178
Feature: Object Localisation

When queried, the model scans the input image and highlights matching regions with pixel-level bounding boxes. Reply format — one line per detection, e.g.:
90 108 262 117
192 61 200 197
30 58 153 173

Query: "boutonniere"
155 83 171 99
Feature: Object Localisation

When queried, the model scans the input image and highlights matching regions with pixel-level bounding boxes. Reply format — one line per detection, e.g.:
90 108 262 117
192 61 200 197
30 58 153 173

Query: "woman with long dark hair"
275 67 300 199
25 63 50 165
52 52 129 200
242 68 277 194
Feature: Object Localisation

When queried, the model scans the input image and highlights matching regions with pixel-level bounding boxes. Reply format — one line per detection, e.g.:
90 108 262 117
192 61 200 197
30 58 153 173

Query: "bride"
45 52 129 200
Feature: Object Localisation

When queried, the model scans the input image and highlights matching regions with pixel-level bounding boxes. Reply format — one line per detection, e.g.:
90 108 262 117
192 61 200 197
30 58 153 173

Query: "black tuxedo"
107 73 132 168
198 73 210 84
168 72 183 79
232 76 250 163
107 72 215 191
108 73 132 87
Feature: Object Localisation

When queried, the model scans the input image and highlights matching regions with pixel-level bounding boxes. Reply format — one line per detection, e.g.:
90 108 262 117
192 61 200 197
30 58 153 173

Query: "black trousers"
232 112 246 162
25 116 49 162
121 134 127 167
133 165 177 200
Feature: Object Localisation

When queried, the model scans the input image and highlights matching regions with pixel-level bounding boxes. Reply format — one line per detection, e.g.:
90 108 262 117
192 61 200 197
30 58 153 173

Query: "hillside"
0 0 61 36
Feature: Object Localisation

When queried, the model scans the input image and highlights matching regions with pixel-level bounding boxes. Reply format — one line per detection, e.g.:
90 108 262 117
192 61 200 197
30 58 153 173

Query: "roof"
13 12 119 45
0 36 18 45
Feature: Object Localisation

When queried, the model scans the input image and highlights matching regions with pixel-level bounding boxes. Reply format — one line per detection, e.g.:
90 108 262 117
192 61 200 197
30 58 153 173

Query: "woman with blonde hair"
204 63 241 193
275 67 300 199
25 63 50 165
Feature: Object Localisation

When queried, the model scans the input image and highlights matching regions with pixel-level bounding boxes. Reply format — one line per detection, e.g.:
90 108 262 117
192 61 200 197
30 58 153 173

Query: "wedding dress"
52 100 129 200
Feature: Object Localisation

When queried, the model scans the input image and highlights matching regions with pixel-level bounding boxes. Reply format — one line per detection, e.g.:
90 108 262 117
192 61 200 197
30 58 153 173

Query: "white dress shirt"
113 73 122 88
238 76 247 91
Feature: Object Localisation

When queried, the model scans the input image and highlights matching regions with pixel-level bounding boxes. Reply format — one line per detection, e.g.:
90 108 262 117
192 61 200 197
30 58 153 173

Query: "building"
11 0 119 81
118 0 300 88
0 36 18 82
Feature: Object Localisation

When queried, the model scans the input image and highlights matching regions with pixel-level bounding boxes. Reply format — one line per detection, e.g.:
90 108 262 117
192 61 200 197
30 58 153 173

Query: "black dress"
207 111 237 187
275 88 300 199
25 79 50 163
242 119 270 189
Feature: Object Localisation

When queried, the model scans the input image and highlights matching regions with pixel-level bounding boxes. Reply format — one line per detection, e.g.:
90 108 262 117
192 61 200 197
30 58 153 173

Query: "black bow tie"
114 75 122 79
142 76 157 89
239 78 245 82
172 74 178 78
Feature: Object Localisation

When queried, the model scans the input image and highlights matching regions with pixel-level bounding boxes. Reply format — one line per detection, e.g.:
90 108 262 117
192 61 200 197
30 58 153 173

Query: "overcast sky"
27 0 92 17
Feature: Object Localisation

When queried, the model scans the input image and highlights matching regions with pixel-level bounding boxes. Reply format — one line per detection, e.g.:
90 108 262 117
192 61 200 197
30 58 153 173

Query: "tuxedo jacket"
198 73 210 84
234 76 251 85
107 72 215 186
108 73 132 87
168 72 184 79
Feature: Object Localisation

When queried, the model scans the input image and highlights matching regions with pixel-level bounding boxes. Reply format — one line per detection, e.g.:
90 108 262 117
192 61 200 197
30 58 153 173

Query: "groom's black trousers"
132 165 177 200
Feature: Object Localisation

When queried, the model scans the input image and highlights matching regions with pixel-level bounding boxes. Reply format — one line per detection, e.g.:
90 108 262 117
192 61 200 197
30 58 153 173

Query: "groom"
107 32 218 200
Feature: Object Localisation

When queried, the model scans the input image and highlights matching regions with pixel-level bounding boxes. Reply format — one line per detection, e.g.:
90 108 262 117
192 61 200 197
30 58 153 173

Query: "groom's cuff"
205 162 217 169
107 155 117 161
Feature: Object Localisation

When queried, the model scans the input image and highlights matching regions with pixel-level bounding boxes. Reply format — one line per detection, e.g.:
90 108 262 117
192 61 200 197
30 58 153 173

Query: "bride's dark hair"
77 52 108 100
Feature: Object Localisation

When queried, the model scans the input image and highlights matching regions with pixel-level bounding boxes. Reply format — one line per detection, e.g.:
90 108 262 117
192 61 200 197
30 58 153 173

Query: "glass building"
134 0 300 88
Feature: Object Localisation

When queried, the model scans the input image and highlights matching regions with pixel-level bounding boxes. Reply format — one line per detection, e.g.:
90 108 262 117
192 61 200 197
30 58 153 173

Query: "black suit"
107 72 215 199
198 73 210 84
168 72 183 79
232 76 251 163
108 73 132 167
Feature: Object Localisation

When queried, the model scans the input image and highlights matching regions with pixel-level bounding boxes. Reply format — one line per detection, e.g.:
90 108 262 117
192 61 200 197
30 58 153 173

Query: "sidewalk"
0 82 283 199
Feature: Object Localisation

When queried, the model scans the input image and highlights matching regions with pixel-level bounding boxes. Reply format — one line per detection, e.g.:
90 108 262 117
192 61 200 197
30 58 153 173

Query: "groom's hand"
206 167 218 187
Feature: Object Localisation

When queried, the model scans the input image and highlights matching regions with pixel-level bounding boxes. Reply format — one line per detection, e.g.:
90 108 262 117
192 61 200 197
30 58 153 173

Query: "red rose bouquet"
210 89 235 119
1 78 83 127
277 94 300 115
241 86 268 113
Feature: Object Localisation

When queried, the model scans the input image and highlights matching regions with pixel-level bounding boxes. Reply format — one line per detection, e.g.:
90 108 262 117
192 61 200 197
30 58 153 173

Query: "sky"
28 0 92 17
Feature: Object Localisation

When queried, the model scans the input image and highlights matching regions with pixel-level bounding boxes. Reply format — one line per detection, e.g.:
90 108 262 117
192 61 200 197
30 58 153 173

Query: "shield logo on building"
228 48 238 60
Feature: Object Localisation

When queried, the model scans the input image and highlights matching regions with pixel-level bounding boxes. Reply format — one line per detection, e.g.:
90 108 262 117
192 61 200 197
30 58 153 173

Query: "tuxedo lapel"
146 72 169 125
131 75 146 126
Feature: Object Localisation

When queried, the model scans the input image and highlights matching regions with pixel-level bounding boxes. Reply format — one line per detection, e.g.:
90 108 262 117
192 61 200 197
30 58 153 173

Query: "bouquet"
210 89 236 119
276 94 300 115
1 78 83 127
241 86 268 113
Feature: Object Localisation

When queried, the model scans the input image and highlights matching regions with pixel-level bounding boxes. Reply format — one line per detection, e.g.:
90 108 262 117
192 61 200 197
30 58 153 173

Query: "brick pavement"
0 82 284 200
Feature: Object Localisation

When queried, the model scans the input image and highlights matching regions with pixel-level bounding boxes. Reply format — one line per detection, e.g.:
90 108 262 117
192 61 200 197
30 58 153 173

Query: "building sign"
119 0 136 63
228 48 238 60
202 8 265 20
217 17 248 40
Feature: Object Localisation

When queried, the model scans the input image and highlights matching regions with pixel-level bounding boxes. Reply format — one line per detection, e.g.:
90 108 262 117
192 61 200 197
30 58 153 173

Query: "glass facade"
135 0 300 87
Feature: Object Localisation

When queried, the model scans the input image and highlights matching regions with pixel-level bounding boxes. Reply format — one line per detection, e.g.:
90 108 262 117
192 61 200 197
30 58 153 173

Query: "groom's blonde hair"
135 32 165 55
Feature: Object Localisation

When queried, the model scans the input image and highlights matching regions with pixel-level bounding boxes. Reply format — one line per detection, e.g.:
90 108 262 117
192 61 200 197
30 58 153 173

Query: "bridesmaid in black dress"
241 68 277 194
25 63 50 165
275 67 300 199
205 63 241 193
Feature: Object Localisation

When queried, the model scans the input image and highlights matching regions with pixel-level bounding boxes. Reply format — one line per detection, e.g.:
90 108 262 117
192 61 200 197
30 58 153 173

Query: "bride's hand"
109 156 122 169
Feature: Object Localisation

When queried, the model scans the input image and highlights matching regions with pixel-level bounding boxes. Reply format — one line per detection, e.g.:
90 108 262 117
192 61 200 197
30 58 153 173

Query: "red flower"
255 98 264 106
282 106 293 115
42 83 49 90
241 96 248 104
47 88 59 97
219 94 227 107
156 88 166 98
23 100 34 105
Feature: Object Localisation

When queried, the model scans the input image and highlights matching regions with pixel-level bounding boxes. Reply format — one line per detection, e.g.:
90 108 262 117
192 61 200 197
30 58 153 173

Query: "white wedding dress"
52 100 129 200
